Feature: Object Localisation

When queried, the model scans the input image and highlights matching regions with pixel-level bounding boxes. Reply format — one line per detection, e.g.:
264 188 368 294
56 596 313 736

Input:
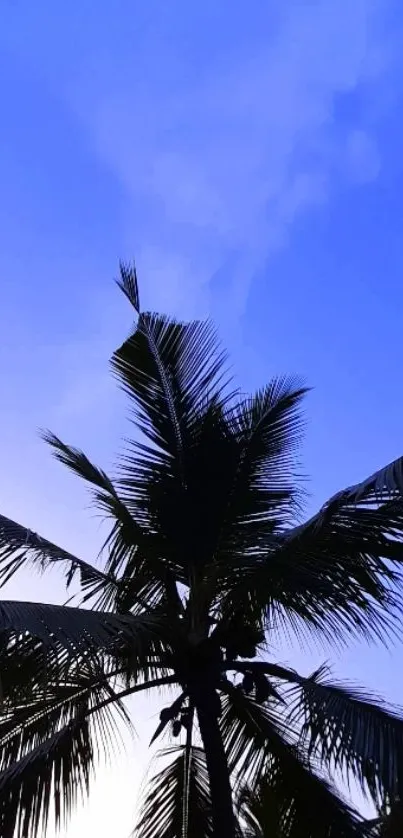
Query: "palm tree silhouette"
0 266 403 837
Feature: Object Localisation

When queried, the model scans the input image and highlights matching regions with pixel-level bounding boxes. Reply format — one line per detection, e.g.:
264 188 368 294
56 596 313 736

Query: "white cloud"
69 0 394 318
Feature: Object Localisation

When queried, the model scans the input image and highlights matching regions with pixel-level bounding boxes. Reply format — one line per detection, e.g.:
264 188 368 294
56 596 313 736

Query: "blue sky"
1 0 403 833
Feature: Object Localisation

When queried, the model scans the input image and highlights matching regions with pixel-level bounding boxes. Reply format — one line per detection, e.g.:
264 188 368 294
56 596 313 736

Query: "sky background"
1 0 403 834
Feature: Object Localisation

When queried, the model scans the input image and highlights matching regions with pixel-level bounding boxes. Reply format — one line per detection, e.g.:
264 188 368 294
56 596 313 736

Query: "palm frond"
0 647 175 836
0 718 93 838
238 759 364 838
0 638 126 837
41 431 118 497
111 312 229 461
40 433 175 612
224 378 308 529
223 491 403 646
117 262 141 313
257 457 403 643
219 678 289 783
40 432 185 613
0 600 161 660
283 663 403 802
100 514 182 616
326 455 403 506
0 657 121 776
220 685 363 838
41 432 154 580
134 746 212 838
0 504 170 617
0 513 117 604
227 659 403 803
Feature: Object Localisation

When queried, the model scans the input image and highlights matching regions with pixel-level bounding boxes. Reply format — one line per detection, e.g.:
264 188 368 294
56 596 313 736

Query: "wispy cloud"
69 0 397 319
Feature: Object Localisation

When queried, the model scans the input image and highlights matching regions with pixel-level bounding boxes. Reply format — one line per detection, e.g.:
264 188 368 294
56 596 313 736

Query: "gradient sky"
1 0 403 834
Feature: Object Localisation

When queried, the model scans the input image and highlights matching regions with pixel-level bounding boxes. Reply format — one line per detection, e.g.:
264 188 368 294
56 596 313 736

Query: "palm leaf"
134 746 213 838
0 717 94 837
224 378 308 529
220 685 363 838
238 762 364 838
219 678 290 783
224 493 403 645
283 663 403 801
0 608 171 705
0 472 162 614
228 659 403 803
111 307 229 468
42 432 155 577
41 431 118 497
0 646 175 837
0 513 117 605
101 512 183 615
258 456 403 643
218 451 403 647
0 660 120 776
41 433 176 612
0 600 161 660
41 431 187 614
326 455 403 505
117 262 141 313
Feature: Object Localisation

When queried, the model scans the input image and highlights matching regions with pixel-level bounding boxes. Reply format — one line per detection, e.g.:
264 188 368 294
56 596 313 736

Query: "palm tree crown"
1 265 403 837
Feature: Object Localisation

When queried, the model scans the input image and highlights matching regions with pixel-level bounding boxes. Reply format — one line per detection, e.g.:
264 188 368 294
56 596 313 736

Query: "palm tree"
1 265 403 838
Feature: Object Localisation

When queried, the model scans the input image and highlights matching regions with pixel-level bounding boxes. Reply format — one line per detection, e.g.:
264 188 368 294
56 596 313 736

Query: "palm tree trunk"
196 689 235 838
